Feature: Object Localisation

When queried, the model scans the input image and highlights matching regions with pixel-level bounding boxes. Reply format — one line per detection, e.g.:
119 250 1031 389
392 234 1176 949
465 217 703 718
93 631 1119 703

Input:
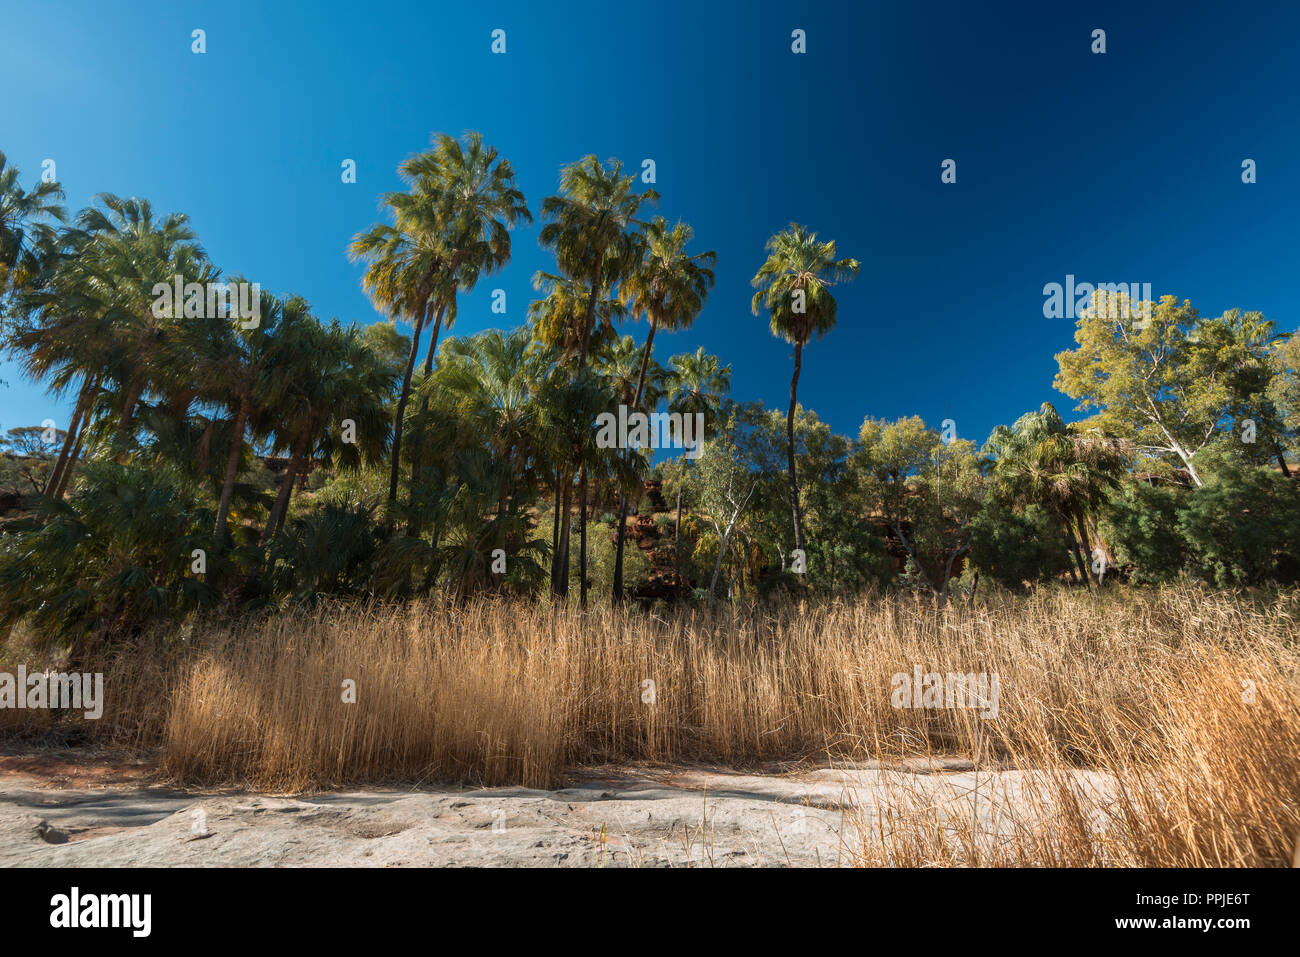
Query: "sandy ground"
0 752 1113 866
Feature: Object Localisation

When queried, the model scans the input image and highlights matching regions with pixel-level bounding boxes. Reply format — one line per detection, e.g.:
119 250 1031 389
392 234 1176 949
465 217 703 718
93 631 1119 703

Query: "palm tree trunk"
213 394 250 542
675 483 684 582
45 376 93 496
117 380 144 438
388 297 430 508
579 463 589 608
550 468 561 569
1067 528 1092 590
612 318 660 604
578 253 605 366
262 432 307 546
554 476 572 597
53 421 89 501
1075 511 1101 585
786 340 806 554
407 297 449 535
554 256 605 602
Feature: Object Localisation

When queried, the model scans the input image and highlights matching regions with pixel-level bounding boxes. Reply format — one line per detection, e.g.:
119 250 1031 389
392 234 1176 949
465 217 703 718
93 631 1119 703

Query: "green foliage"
1103 482 1187 584
1177 468 1300 587
0 461 216 649
968 502 1071 590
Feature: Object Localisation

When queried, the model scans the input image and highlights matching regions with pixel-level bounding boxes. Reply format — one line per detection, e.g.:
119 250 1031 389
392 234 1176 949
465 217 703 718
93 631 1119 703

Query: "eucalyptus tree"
751 223 859 556
1055 295 1285 488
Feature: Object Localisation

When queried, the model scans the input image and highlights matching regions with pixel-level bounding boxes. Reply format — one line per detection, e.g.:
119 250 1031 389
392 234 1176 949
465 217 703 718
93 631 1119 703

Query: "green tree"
1055 294 1285 487
856 416 984 600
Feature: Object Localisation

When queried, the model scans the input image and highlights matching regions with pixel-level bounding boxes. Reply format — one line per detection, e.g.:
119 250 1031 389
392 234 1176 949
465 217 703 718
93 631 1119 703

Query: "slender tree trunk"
579 464 589 608
262 431 308 546
407 298 448 535
578 253 605 366
786 341 806 554
53 422 89 501
675 483 684 582
117 380 144 438
1075 511 1101 585
213 393 250 543
46 376 93 496
708 517 740 604
554 476 572 597
1274 443 1292 479
612 318 660 604
1067 529 1092 590
388 298 430 508
550 468 561 574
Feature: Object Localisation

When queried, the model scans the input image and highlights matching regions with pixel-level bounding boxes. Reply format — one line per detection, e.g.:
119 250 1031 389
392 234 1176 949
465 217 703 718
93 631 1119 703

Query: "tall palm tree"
539 156 657 604
528 272 628 597
609 218 715 601
351 131 530 511
751 223 859 555
6 239 113 498
0 150 67 298
73 194 214 440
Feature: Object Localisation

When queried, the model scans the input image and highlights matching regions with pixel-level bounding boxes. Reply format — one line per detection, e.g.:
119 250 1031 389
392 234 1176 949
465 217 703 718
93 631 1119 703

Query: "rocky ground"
0 751 1113 866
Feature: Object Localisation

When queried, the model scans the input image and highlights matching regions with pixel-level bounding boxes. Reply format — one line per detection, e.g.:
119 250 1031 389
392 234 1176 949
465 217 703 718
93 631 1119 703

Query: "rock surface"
0 760 1113 867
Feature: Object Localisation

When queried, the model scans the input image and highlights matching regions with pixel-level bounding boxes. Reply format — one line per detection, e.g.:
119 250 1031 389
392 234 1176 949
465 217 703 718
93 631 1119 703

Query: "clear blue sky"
3 0 1298 446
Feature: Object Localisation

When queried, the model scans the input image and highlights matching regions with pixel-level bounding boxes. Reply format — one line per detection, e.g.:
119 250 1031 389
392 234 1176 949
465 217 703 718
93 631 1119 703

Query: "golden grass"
3 584 1297 865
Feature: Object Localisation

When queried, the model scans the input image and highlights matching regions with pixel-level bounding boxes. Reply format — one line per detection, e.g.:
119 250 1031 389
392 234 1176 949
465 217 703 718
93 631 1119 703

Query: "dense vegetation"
1 137 1298 657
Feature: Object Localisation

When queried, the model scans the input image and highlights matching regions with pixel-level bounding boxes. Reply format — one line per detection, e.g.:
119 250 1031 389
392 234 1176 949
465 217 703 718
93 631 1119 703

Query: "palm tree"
72 194 215 440
351 131 530 512
205 289 303 544
983 402 1127 586
260 316 394 545
0 150 67 298
609 218 715 601
538 156 657 604
6 243 112 499
667 348 731 571
528 272 629 597
751 223 859 556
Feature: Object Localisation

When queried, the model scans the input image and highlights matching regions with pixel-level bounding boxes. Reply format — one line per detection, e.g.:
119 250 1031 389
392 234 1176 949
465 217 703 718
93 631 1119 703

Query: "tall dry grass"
3 584 1297 865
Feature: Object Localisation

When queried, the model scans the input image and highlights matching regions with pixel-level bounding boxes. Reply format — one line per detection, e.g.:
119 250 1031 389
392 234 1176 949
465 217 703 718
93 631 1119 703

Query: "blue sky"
3 0 1298 447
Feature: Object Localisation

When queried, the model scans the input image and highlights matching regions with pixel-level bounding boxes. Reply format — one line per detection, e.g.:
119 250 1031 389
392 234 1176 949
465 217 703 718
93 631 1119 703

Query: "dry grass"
3 584 1297 865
